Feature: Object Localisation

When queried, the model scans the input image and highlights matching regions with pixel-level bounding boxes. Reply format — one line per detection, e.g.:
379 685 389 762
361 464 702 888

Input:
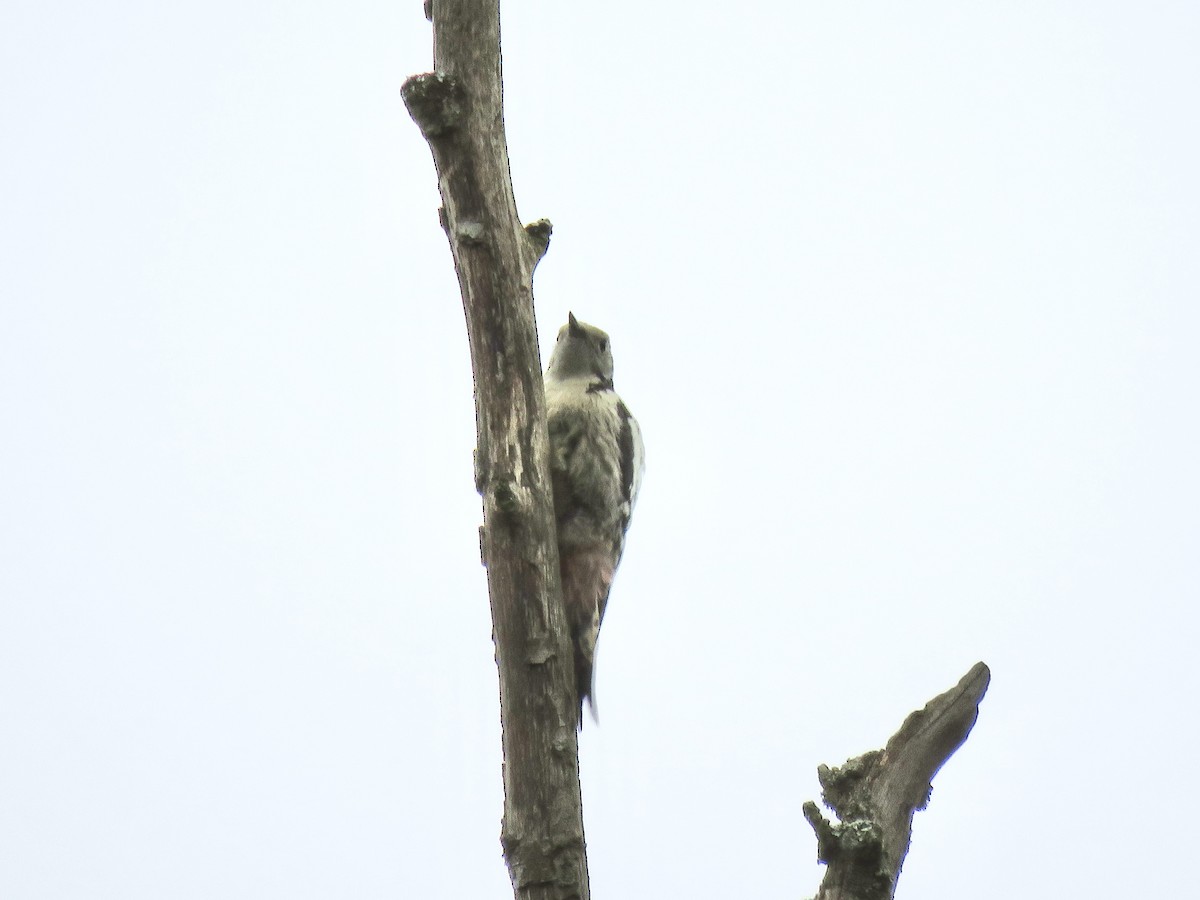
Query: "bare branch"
403 2 587 898
805 662 991 900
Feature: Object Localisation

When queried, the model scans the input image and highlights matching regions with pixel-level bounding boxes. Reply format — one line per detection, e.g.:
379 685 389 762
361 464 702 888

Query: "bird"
544 312 644 726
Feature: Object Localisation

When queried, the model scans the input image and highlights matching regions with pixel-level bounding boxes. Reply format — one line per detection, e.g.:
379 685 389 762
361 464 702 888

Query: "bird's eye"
598 338 608 351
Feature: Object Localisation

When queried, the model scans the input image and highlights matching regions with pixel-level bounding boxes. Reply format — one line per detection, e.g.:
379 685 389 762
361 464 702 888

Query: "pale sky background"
2 2 1198 898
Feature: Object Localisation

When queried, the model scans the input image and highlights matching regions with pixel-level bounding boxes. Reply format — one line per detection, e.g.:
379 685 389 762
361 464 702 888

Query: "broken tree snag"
803 662 991 900
524 218 553 270
402 2 587 900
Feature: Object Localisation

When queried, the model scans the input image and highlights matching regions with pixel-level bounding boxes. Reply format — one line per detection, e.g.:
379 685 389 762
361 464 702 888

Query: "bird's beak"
568 312 584 336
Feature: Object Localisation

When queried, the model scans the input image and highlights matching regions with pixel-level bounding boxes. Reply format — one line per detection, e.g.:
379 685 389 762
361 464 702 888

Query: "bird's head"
547 312 614 382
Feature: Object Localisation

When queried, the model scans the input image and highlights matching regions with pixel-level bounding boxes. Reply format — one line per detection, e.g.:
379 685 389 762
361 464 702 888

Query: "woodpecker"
544 313 644 725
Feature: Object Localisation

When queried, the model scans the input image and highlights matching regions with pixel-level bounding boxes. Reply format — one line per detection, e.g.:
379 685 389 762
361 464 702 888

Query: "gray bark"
803 662 991 900
402 2 588 899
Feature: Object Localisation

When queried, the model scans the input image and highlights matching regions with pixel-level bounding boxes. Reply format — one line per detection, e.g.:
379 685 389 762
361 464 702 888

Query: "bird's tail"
561 546 613 730
584 667 600 727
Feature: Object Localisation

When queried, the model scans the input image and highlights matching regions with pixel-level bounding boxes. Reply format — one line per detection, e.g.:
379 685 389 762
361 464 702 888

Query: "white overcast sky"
2 2 1198 898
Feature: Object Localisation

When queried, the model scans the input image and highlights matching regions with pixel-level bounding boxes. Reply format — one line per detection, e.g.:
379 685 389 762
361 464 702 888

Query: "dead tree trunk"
402 2 588 899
